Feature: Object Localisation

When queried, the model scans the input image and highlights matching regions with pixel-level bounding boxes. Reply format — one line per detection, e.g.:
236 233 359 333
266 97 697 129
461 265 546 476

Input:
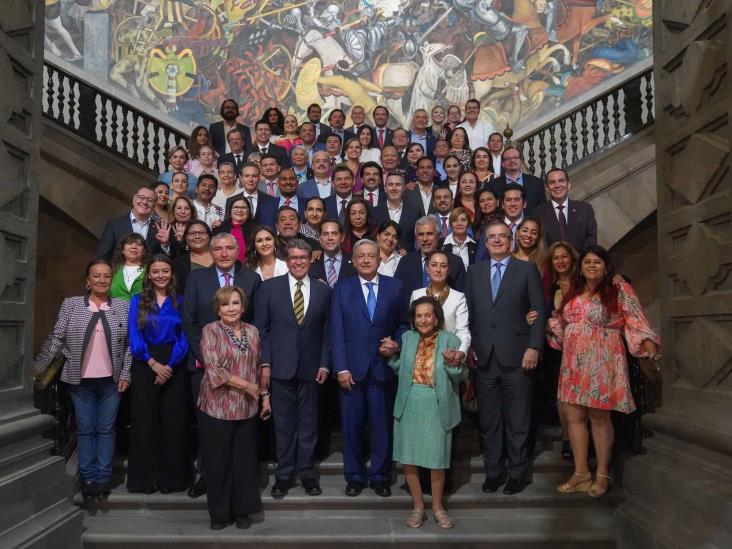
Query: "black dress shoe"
188 477 206 499
81 481 97 505
159 487 172 494
503 478 525 495
143 485 158 495
270 479 291 499
482 476 503 493
345 481 365 496
96 481 110 499
370 480 391 497
210 521 228 531
302 478 322 496
235 516 252 529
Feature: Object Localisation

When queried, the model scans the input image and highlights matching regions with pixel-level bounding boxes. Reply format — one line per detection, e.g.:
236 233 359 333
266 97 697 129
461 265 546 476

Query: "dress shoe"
188 477 206 499
503 478 525 495
302 478 322 496
482 476 503 493
345 481 365 497
270 479 291 499
235 515 252 529
159 487 173 494
81 481 97 506
143 485 158 495
210 521 228 531
370 480 391 497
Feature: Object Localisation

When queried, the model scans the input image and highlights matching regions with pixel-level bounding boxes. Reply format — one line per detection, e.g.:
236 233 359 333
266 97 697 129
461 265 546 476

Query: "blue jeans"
67 377 120 483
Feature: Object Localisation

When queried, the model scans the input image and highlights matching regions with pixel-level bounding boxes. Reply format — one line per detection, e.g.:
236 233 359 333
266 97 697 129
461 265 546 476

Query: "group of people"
33 98 661 531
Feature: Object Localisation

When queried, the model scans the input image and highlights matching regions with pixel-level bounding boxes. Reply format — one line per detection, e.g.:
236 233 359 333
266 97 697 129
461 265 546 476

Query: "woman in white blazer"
409 250 470 356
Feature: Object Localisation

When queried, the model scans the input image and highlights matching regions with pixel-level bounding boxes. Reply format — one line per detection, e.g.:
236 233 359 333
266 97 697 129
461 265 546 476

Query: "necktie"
365 281 376 321
339 199 348 223
235 154 241 168
327 257 337 288
509 223 517 251
293 280 304 326
223 272 231 287
491 262 503 301
422 259 429 287
557 204 568 241
260 146 268 155
440 216 448 238
247 195 257 214
267 181 276 196
378 128 384 147
368 192 374 206
284 197 292 207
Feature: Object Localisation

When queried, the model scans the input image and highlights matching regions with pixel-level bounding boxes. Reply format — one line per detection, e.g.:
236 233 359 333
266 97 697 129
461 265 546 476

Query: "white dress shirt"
448 181 458 198
194 200 223 228
363 188 380 206
223 122 237 154
491 153 502 176
255 258 289 281
279 195 300 211
443 233 476 270
243 192 259 216
336 194 353 217
418 185 433 216
360 148 381 164
378 252 401 277
410 287 471 354
315 178 332 198
387 201 403 223
212 187 238 211
359 274 379 303
458 119 495 149
552 199 570 223
288 273 310 316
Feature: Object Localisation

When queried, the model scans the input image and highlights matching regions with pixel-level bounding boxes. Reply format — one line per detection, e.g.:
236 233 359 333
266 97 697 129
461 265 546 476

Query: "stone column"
0 1 82 547
617 1 732 547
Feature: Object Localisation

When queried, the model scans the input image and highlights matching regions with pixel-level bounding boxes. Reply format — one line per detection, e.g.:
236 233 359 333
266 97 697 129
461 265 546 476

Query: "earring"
85 283 91 290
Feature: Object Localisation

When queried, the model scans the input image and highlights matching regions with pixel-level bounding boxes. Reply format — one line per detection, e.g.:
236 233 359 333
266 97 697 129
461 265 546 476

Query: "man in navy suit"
529 168 597 251
218 128 248 176
224 162 278 229
408 108 436 157
208 99 252 158
298 150 333 200
373 106 393 149
318 109 355 154
309 220 356 287
255 239 331 499
485 147 547 208
330 239 407 497
372 171 421 252
307 103 331 141
275 168 306 219
248 121 291 169
181 232 262 498
324 165 356 222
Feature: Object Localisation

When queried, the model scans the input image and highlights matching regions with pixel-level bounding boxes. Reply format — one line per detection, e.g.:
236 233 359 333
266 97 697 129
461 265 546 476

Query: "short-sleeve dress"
553 281 660 413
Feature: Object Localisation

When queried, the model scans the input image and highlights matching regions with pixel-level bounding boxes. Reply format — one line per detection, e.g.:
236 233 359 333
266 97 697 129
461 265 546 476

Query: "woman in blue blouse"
127 254 189 493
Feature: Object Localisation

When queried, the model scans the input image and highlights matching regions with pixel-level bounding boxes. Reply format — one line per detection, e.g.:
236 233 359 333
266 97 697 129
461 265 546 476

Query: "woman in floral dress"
549 246 660 498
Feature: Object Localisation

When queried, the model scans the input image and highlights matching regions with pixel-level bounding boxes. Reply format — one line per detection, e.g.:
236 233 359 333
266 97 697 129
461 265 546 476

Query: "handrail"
516 67 655 178
42 60 187 174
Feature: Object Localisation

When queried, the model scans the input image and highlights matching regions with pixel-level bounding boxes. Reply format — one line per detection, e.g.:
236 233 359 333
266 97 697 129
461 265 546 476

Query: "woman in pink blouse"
197 286 270 530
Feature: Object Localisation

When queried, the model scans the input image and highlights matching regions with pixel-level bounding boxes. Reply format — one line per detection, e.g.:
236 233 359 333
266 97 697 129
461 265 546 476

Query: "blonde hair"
212 286 248 316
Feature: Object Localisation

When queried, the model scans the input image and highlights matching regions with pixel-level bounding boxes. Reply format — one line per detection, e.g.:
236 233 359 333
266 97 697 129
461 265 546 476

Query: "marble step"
82 507 617 548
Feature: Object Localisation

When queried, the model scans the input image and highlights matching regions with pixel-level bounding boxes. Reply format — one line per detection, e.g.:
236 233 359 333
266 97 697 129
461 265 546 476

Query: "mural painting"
45 0 653 133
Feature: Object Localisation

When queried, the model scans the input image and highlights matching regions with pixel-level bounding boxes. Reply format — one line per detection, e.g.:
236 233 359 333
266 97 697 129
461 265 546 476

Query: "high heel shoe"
557 472 592 493
588 473 611 498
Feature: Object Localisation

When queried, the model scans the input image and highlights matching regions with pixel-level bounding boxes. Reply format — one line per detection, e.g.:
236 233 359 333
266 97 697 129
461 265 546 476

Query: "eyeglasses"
134 195 155 205
486 234 510 241
231 206 249 211
187 231 208 237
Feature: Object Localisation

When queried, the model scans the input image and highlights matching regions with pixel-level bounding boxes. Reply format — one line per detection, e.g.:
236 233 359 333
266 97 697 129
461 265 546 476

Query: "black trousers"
127 347 187 492
198 411 262 522
189 368 205 477
271 377 318 481
476 352 533 480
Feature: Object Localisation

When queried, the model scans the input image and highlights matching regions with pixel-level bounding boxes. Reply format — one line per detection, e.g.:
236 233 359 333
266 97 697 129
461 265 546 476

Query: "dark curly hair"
112 233 149 271
561 245 619 316
136 254 178 330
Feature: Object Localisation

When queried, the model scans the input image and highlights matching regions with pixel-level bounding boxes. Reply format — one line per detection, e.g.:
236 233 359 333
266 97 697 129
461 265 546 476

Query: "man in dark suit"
485 146 547 208
318 109 355 153
465 220 545 495
373 106 393 149
249 120 291 168
276 168 306 219
404 156 439 216
309 220 356 287
372 171 421 252
408 108 436 157
307 103 331 141
359 162 384 208
324 165 356 222
529 167 597 251
394 216 465 301
208 98 252 158
299 150 333 200
255 239 331 499
345 105 366 135
224 162 278 229
181 232 262 498
218 128 248 176
98 185 166 260
330 239 407 497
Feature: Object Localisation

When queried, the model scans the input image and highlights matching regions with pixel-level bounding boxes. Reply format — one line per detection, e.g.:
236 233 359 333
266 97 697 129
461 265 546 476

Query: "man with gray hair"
182 231 262 499
255 239 331 499
394 215 466 299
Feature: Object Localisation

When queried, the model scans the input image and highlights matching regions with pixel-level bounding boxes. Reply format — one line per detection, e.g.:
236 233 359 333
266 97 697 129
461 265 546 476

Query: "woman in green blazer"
109 233 148 301
384 296 468 529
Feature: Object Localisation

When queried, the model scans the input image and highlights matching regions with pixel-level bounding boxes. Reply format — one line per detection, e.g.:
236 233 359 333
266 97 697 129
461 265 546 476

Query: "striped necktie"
294 280 304 326
327 257 338 288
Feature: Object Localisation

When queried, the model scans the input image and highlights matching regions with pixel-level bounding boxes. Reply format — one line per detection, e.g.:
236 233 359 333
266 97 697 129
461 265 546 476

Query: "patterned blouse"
412 332 438 386
198 320 261 421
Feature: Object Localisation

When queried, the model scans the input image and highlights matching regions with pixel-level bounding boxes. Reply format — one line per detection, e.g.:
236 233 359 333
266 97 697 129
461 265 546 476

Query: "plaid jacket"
33 296 132 384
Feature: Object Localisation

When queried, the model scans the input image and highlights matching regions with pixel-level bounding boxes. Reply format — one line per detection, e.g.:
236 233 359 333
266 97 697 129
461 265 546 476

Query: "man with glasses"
486 146 547 208
98 185 167 260
465 220 544 496
255 239 331 499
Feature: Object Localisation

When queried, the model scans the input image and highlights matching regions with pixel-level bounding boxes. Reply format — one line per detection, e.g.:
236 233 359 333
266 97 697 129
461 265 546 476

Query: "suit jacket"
485 173 548 208
394 250 466 301
224 191 278 229
98 213 162 261
309 252 356 285
374 127 393 148
372 200 421 252
465 257 545 368
313 122 332 140
208 121 252 158
442 240 478 267
182 264 261 368
390 330 468 430
299 178 334 200
408 130 436 157
330 275 407 382
317 128 356 153
403 184 437 217
255 274 331 380
247 142 291 169
219 151 247 176
529 199 597 252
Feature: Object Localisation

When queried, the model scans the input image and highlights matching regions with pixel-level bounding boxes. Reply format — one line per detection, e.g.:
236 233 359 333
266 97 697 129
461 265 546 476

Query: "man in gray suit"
465 220 545 495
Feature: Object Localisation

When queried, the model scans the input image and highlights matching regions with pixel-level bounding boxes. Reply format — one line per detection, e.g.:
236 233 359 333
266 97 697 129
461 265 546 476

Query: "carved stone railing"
42 61 187 174
517 68 655 178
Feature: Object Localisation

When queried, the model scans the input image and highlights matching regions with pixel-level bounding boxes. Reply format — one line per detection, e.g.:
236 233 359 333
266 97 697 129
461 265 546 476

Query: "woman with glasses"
172 221 213 292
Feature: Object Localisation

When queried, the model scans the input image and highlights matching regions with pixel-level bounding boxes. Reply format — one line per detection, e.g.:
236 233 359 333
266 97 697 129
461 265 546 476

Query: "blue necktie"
366 281 376 321
491 262 503 301
422 259 429 288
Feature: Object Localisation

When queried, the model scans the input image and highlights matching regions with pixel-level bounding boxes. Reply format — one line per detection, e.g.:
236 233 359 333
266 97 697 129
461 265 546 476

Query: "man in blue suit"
408 108 436 157
255 239 331 499
330 239 407 497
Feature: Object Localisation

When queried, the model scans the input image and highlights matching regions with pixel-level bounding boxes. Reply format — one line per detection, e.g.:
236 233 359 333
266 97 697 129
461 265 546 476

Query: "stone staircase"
78 426 621 548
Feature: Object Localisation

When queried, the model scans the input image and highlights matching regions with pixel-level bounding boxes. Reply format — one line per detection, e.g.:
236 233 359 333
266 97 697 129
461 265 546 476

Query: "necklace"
426 284 450 305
